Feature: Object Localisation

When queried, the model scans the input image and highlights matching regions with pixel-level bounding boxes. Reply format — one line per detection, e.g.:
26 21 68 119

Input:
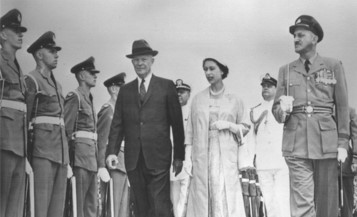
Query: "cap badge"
176 79 183 86
263 73 271 80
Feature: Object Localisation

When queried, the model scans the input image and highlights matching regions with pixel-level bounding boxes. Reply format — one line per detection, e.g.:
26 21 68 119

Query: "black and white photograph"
1 0 357 217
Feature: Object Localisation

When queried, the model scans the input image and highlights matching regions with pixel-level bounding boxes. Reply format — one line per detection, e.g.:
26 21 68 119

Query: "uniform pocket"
0 108 16 120
319 118 338 153
282 118 298 152
288 79 302 99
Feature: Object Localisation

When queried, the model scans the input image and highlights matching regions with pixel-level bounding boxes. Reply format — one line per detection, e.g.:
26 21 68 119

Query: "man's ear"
0 30 7 41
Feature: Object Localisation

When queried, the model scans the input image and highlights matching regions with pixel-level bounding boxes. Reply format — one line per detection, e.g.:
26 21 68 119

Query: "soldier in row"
97 73 132 217
64 57 100 217
25 31 71 217
0 9 29 217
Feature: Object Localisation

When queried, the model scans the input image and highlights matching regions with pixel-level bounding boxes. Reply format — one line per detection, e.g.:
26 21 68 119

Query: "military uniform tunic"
25 69 69 217
64 87 97 171
0 48 27 217
0 48 27 155
273 54 349 159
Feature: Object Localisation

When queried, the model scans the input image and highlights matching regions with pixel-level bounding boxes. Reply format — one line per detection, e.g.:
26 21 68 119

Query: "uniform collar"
300 52 318 65
77 86 92 101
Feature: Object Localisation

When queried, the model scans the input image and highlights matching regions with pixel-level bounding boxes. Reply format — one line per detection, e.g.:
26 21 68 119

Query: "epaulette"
66 90 81 110
25 74 39 93
103 103 110 108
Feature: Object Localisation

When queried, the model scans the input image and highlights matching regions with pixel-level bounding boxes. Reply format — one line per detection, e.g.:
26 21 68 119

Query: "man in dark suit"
106 39 185 217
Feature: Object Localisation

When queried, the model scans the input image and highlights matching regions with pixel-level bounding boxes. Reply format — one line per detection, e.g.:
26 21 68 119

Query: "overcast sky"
2 0 357 111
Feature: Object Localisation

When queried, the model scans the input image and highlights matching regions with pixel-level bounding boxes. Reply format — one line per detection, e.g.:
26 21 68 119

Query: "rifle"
109 178 114 217
64 176 77 217
23 165 35 217
338 161 344 217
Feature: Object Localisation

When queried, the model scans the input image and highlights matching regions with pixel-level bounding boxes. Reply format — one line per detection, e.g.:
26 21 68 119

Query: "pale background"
2 0 357 111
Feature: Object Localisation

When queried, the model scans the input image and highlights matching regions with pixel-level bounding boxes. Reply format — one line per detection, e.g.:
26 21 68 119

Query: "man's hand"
172 159 183 176
67 164 73 178
106 155 118 170
337 147 348 163
98 167 110 182
25 159 33 174
279 95 294 113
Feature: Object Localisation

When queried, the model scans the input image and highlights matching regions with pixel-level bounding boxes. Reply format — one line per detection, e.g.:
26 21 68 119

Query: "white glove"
106 154 118 169
183 145 192 176
25 159 33 175
279 95 294 113
98 167 110 182
337 147 348 163
212 120 231 131
183 160 192 176
67 164 73 178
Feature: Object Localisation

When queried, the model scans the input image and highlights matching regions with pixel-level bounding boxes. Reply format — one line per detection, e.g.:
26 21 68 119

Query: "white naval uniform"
170 104 190 217
250 99 290 217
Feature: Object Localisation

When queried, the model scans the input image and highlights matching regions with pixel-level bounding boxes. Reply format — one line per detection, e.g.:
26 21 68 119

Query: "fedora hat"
126 39 158 58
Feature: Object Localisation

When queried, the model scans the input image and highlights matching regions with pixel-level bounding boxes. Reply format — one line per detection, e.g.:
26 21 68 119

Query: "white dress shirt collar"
137 72 153 92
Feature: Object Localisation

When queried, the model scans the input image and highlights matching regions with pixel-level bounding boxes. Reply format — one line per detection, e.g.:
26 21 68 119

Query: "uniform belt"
33 116 64 126
0 99 26 112
73 131 97 140
292 105 333 114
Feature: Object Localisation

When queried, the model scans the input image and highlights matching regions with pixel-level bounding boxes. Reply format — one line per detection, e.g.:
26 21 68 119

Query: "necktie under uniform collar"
304 59 310 72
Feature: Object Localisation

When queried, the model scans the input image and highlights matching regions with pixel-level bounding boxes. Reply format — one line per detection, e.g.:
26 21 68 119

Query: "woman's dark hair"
202 58 229 79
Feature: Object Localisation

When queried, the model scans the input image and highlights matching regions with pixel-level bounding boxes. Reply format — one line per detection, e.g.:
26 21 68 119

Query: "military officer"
170 79 191 217
249 73 289 217
0 9 29 217
25 31 72 217
97 72 130 217
272 15 350 217
64 57 100 217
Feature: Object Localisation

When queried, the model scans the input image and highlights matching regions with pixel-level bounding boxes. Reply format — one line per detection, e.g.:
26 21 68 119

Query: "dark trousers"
127 152 172 217
285 157 338 217
339 175 354 217
0 150 25 217
74 167 98 217
32 157 67 217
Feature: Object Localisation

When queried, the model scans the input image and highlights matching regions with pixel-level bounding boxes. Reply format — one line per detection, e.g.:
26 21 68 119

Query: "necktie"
140 79 146 103
305 60 310 72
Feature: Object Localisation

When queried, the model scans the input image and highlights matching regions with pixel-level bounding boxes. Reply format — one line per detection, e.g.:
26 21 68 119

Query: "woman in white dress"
185 58 249 217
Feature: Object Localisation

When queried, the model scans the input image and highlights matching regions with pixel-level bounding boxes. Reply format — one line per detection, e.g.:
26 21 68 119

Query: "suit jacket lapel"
133 79 141 107
141 74 155 107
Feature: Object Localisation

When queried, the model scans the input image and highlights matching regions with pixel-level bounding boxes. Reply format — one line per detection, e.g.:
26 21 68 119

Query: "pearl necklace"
209 85 225 96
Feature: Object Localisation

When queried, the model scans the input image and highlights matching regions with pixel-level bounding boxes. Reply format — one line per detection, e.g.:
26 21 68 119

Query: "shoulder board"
25 74 39 93
103 103 110 108
250 103 261 110
66 90 81 110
